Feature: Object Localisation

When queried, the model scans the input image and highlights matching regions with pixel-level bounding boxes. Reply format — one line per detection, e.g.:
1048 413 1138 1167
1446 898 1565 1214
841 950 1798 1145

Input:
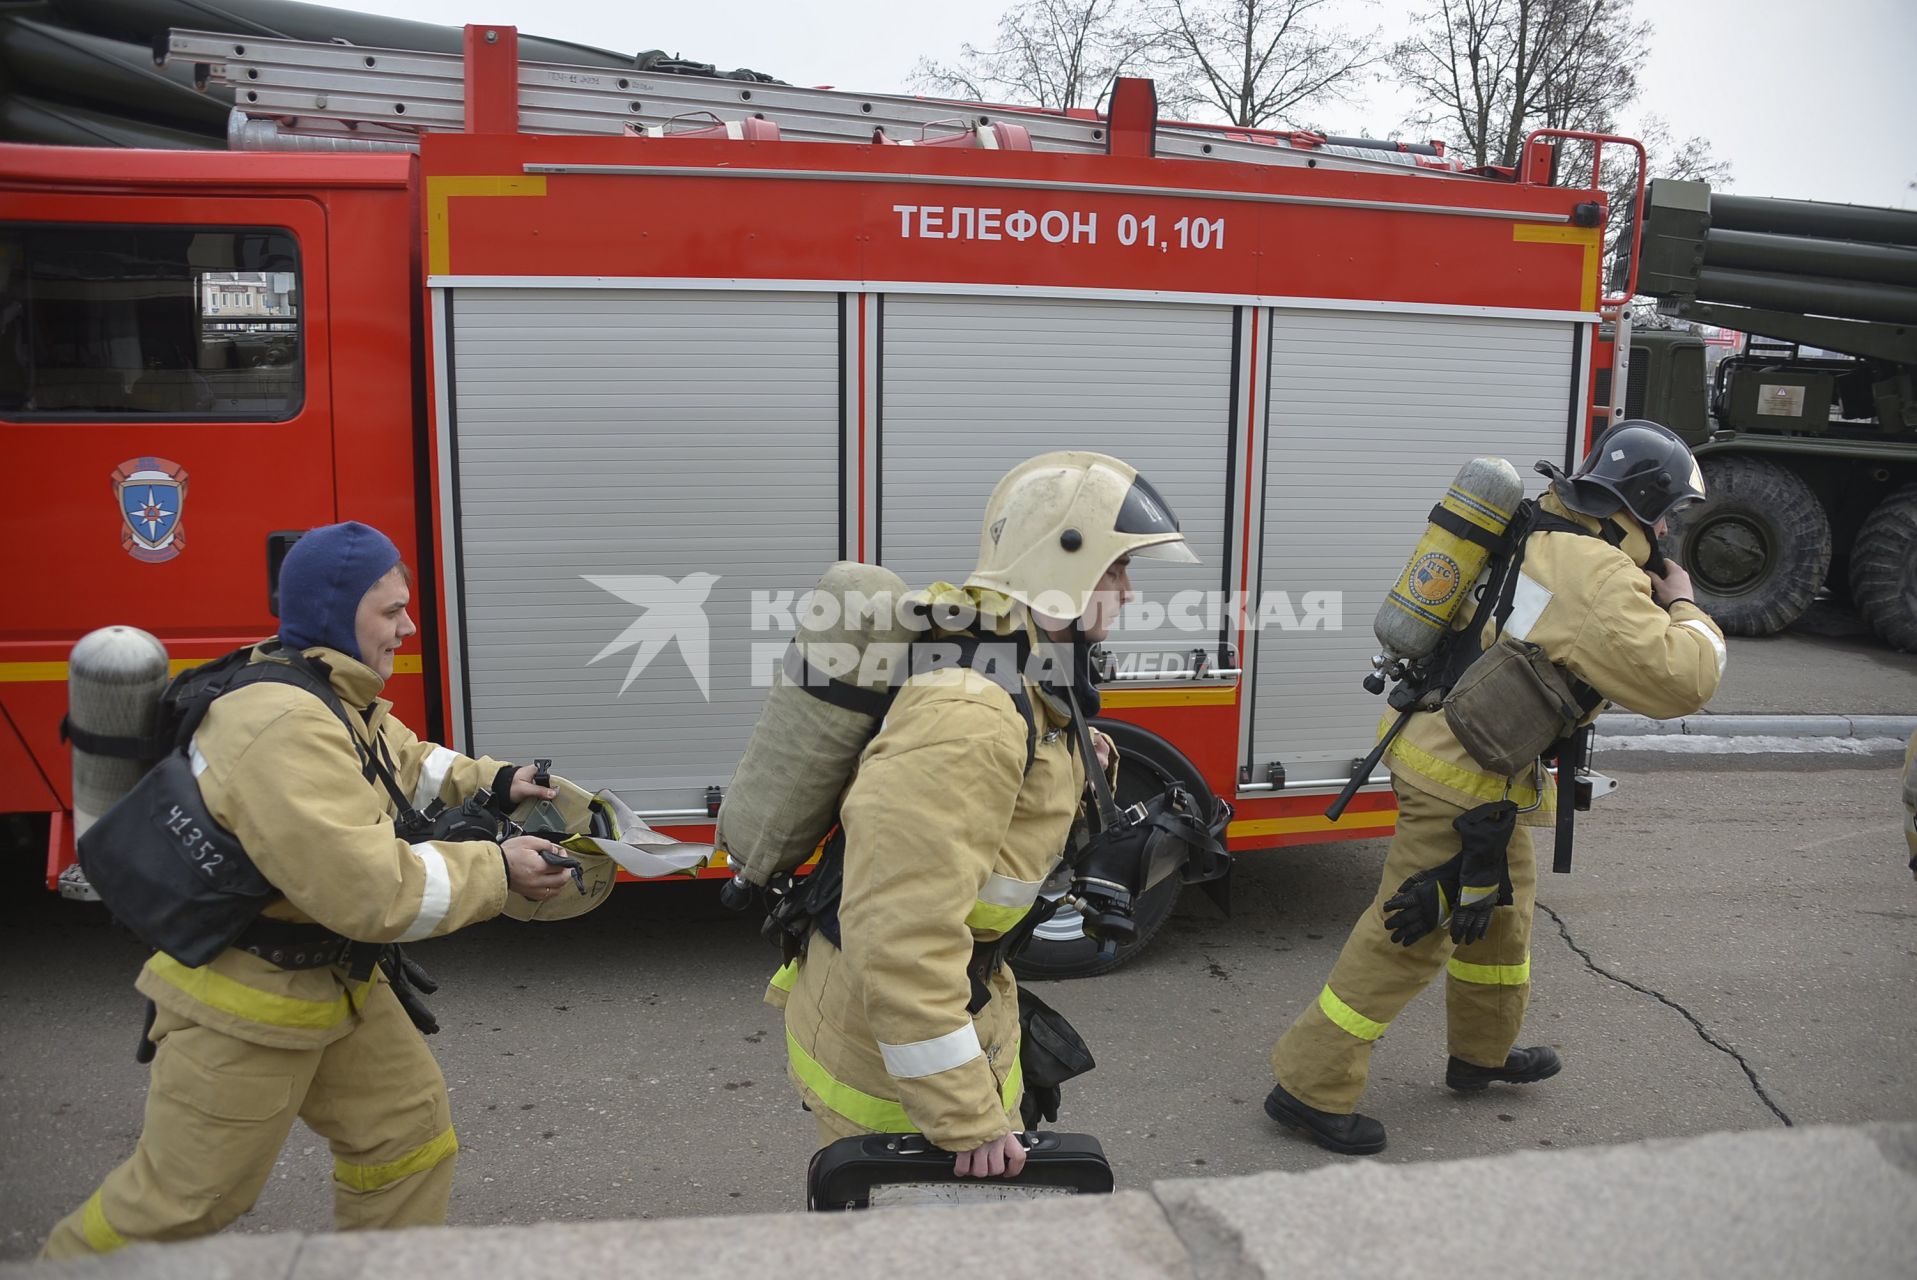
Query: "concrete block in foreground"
1153 1123 1917 1280
11 1124 1914 1280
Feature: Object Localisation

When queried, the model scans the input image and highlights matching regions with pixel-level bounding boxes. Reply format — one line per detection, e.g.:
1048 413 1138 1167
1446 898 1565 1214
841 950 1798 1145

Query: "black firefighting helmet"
1555 420 1707 526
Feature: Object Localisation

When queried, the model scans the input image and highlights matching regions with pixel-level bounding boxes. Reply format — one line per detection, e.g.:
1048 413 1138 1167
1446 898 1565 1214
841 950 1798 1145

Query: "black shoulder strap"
1427 500 1534 693
228 654 418 814
1067 688 1121 835
908 632 1039 773
1488 507 1607 716
785 626 1043 772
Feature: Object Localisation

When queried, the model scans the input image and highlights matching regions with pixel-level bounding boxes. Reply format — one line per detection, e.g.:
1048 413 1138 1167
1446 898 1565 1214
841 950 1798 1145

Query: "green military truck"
1621 179 1916 650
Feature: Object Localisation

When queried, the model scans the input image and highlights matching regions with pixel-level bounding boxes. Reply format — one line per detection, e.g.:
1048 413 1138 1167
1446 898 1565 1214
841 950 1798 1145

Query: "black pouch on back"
78 751 274 967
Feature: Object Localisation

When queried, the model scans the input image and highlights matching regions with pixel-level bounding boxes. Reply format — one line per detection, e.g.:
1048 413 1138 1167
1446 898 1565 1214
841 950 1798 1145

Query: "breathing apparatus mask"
1055 624 1231 953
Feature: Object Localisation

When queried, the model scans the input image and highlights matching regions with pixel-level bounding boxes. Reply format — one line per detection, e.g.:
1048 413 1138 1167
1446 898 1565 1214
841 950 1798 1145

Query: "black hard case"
806 1132 1113 1210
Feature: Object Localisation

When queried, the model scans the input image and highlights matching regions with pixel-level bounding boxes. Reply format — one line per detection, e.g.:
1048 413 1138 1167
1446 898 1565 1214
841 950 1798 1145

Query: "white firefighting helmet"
965 451 1197 623
500 779 619 922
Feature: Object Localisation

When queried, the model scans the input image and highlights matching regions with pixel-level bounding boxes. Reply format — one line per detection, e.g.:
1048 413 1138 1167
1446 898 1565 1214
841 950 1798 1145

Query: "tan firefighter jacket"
770 593 1087 1150
135 643 513 1050
1385 491 1728 823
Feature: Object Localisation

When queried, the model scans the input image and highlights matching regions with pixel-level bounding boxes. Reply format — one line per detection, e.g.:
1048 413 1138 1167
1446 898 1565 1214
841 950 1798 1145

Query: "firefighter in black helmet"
1557 419 1710 531
1264 420 1726 1156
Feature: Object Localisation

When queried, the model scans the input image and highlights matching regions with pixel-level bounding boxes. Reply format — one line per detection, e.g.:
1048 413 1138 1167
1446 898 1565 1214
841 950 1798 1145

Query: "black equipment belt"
232 918 382 977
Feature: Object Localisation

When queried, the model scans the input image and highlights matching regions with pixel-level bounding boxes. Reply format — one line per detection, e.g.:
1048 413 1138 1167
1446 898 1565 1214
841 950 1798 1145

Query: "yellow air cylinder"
1375 457 1524 664
715 562 912 887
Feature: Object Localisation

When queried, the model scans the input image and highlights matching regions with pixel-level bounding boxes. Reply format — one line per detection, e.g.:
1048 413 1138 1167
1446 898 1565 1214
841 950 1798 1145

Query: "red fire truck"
0 24 1642 975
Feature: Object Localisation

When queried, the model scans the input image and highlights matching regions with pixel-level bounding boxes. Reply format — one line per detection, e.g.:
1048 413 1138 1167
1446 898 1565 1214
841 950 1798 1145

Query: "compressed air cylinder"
715 562 912 887
67 626 170 836
1375 458 1524 664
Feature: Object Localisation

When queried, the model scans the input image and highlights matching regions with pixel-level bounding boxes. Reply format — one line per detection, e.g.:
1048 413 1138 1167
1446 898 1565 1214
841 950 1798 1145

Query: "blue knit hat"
278 522 402 661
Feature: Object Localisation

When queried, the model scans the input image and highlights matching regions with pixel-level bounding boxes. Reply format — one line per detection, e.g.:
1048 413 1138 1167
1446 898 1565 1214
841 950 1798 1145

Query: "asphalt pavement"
1703 600 1917 716
1 608 1912 1260
3 749 1910 1258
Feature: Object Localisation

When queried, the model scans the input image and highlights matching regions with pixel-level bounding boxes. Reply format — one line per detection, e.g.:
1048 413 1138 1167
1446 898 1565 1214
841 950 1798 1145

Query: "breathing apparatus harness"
75 643 545 1050
761 615 1226 1006
1328 463 1616 872
762 622 1055 1012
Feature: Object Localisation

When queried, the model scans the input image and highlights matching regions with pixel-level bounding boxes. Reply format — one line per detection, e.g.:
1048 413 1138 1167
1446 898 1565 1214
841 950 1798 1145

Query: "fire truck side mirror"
266 531 303 618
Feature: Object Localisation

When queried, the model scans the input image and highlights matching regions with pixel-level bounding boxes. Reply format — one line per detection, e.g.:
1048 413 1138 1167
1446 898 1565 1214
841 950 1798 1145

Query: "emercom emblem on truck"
112 456 189 564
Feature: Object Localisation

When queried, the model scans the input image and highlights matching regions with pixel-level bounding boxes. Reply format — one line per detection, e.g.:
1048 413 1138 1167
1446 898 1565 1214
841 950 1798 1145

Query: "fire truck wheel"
1850 484 1917 652
1011 751 1191 982
1663 455 1831 636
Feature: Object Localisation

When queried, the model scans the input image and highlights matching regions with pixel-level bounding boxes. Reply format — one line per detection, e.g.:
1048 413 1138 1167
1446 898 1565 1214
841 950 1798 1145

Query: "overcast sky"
317 0 1916 209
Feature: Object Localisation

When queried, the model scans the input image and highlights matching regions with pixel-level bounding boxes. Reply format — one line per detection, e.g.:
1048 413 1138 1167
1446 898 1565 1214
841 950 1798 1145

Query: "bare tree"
1140 0 1380 129
912 0 1151 110
1388 0 1650 168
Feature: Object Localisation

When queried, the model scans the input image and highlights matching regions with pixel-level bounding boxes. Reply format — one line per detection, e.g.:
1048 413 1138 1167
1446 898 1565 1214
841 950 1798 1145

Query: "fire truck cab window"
0 225 302 421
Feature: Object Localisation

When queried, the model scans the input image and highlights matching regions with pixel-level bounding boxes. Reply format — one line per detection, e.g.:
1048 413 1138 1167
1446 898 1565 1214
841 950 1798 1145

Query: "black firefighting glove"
382 945 441 1036
1382 854 1462 947
1020 1084 1062 1131
1449 800 1518 946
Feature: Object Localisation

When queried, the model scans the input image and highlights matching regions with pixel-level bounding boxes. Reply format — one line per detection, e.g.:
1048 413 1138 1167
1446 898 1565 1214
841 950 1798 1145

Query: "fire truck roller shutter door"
1251 310 1582 787
877 295 1230 675
443 288 841 815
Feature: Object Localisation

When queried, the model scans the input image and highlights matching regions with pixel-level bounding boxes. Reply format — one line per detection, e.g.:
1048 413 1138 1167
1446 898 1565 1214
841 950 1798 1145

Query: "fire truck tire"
1012 735 1203 982
1850 484 1917 652
1663 455 1831 637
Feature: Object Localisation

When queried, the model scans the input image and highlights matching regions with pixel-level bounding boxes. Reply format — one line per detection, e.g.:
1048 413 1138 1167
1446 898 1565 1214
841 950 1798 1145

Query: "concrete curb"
1596 712 1917 741
12 1123 1916 1280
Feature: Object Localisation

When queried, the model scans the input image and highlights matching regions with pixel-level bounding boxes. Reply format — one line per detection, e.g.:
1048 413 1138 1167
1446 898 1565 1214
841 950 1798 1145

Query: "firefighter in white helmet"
43 522 580 1259
1265 421 1727 1155
768 451 1194 1176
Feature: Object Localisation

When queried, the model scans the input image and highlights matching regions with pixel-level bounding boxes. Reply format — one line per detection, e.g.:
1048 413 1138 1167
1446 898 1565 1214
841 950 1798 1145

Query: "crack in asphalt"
1538 901 1794 1128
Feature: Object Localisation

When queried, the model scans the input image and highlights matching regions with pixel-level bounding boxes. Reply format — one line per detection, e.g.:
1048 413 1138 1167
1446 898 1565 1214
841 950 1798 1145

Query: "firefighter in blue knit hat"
43 522 575 1259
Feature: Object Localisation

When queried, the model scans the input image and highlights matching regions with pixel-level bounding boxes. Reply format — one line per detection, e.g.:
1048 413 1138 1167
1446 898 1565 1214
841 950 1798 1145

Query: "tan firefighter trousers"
43 979 457 1259
1271 780 1538 1114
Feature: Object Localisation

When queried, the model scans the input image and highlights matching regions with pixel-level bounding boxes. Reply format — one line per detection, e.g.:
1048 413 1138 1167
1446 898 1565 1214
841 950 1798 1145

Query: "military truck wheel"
1664 455 1831 636
1011 754 1186 982
1850 485 1917 651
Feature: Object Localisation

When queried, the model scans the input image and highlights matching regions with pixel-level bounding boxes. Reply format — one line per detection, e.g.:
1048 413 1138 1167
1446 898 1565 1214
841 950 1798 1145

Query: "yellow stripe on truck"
0 654 423 682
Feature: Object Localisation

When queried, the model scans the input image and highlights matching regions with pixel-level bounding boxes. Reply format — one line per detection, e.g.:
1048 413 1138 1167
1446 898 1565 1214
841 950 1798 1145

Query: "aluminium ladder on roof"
160 28 1471 179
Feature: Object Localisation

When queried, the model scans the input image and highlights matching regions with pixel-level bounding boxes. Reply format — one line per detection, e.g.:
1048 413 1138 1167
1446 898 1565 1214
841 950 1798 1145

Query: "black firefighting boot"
1445 1045 1563 1092
1264 1083 1387 1155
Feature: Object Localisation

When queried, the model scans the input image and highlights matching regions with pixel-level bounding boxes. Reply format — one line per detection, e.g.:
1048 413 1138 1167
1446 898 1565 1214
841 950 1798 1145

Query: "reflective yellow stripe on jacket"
787 1028 1023 1133
144 954 377 1031
963 871 1045 934
1381 714 1552 810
